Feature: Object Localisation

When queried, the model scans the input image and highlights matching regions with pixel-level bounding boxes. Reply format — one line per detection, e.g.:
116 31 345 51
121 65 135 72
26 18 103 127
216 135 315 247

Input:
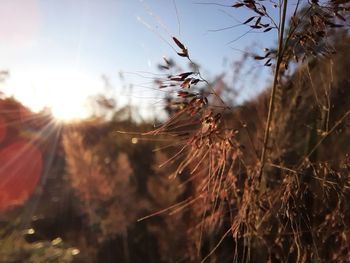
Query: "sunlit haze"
2 68 104 121
0 0 278 121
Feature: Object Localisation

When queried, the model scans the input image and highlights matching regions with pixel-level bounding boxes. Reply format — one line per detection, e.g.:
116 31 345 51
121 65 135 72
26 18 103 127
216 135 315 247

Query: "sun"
50 99 89 122
48 89 91 123
43 69 97 122
4 68 102 122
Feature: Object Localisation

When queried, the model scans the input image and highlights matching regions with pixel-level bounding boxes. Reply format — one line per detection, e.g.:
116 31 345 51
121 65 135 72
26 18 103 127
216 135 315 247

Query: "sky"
0 0 281 121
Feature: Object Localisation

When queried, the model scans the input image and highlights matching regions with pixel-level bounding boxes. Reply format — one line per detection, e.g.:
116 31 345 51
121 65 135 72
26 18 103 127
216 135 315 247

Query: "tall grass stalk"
258 0 289 191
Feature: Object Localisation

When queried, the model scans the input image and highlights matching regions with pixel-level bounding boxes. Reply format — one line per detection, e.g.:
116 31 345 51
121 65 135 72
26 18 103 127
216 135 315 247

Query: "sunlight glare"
3 69 103 122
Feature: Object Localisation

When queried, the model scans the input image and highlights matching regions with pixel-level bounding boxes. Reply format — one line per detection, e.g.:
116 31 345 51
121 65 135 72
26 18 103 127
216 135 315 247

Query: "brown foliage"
150 2 350 261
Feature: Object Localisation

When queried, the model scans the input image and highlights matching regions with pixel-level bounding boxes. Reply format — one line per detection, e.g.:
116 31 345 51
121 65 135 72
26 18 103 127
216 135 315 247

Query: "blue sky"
0 0 282 120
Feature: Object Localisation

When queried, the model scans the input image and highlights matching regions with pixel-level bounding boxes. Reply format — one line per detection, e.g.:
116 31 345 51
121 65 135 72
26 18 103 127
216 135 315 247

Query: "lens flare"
0 139 43 210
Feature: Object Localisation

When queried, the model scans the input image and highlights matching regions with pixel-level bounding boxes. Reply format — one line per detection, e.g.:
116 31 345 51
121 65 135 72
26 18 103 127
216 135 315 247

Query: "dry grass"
149 1 350 262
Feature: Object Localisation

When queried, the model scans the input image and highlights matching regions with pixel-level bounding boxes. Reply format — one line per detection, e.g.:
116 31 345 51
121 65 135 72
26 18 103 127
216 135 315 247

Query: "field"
0 1 350 262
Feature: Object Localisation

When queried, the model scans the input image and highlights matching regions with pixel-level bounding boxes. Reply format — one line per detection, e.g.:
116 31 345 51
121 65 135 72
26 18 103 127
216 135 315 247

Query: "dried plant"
147 1 350 262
